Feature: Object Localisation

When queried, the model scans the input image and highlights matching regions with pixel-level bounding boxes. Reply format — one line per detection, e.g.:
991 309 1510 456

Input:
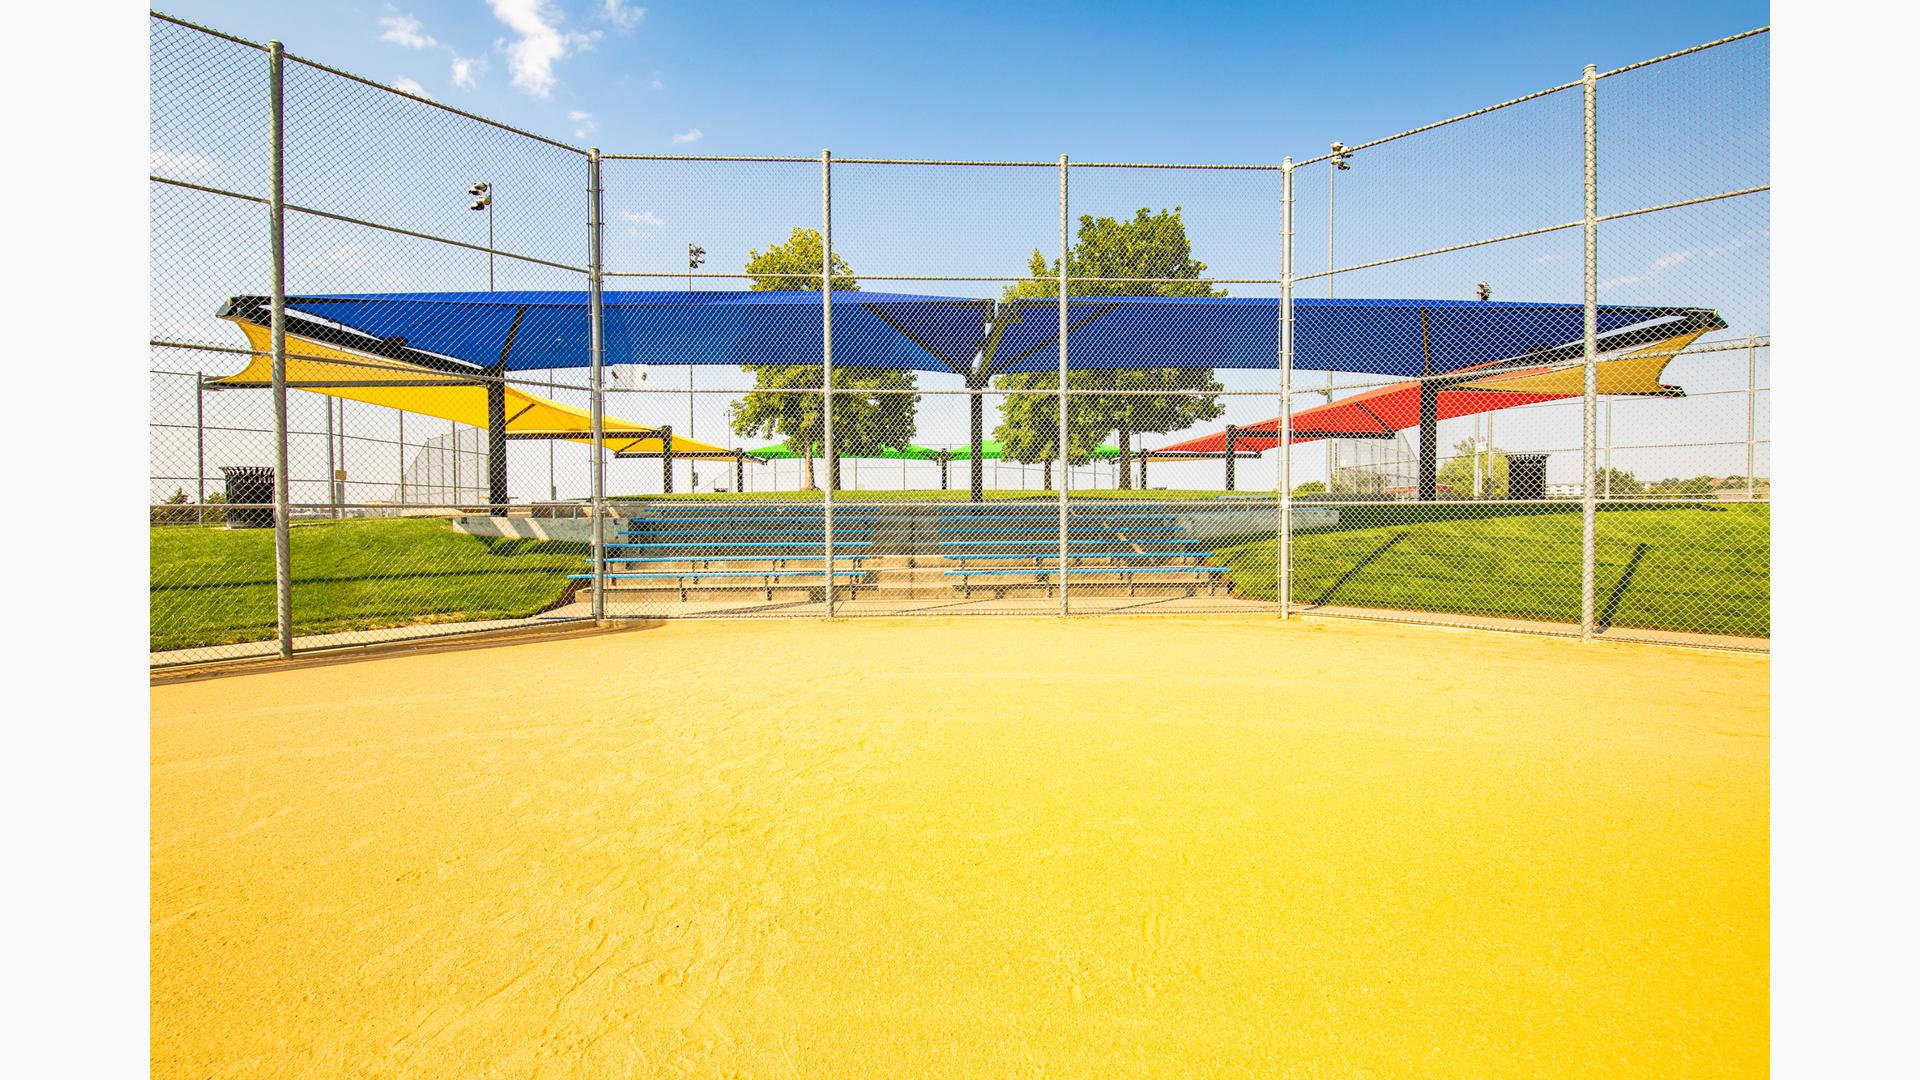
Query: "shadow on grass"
1307 532 1408 607
1597 543 1651 633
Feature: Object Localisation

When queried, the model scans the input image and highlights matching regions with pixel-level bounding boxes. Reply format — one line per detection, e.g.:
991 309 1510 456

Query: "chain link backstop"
150 13 1769 665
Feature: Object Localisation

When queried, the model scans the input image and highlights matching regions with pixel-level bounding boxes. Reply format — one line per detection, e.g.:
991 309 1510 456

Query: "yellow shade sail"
1454 329 1708 397
214 318 733 457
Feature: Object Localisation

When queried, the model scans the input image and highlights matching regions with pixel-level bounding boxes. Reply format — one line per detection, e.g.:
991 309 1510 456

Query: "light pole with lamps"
686 242 705 492
1326 142 1351 491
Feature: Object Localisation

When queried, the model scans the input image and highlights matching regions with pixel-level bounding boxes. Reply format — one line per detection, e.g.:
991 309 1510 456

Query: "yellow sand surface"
152 616 1768 1077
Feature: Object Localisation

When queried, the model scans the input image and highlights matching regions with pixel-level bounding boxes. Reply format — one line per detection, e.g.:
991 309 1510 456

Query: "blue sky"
158 1 1769 161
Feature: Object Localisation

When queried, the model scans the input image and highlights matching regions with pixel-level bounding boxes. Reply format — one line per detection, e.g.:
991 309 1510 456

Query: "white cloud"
670 128 703 144
619 209 665 227
648 72 664 91
378 13 437 49
450 53 486 89
150 147 215 178
392 75 432 99
602 1 646 29
569 109 597 138
1598 229 1764 293
488 0 601 98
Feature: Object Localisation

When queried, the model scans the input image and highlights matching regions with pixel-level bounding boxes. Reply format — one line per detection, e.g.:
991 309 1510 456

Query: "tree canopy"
995 209 1226 486
725 228 917 488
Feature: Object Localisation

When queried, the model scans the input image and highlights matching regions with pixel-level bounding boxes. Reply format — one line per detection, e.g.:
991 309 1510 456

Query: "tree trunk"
1117 425 1133 489
1043 460 1053 491
801 452 816 491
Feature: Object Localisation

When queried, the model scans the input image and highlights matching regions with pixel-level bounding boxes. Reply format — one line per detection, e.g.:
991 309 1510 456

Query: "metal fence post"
325 392 337 517
1580 63 1599 641
821 148 835 618
192 368 204 522
397 411 406 504
1746 333 1758 499
267 40 293 657
587 147 607 623
1057 153 1070 616
1279 157 1295 620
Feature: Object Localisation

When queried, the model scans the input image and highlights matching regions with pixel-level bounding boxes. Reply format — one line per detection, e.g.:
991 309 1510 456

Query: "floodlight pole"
587 148 607 622
268 40 293 657
821 148 836 618
1279 157 1295 620
1580 63 1600 641
1057 154 1070 616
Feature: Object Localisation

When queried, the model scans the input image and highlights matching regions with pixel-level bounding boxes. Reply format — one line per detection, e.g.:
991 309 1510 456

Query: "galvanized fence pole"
1057 154 1070 616
587 148 607 622
1746 333 1758 499
1279 158 1295 619
397 411 406 504
1580 63 1600 640
821 149 836 618
192 368 204 522
325 393 337 517
268 40 293 658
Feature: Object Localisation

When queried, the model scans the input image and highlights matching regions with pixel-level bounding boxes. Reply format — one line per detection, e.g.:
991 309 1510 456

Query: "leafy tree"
1435 437 1509 499
991 372 1114 490
725 228 918 490
1595 467 1643 497
1290 480 1328 498
997 209 1226 487
1647 475 1717 497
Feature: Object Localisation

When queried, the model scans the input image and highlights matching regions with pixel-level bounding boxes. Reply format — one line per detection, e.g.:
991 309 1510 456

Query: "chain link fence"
150 12 1768 665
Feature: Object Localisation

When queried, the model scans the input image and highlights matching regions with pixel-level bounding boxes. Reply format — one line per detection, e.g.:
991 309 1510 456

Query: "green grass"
150 517 586 653
1213 503 1769 638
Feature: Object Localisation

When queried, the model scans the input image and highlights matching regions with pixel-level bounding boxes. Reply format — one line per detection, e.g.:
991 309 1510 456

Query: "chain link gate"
150 12 1768 665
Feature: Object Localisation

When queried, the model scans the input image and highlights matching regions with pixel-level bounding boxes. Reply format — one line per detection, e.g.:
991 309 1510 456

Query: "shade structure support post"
821 148 836 617
1746 333 1757 499
659 425 673 493
267 40 293 658
1223 425 1237 491
939 449 950 490
487 361 508 516
1057 154 1070 617
735 450 745 493
587 148 607 623
1279 157 1295 620
1418 381 1438 501
968 378 985 502
1580 63 1600 641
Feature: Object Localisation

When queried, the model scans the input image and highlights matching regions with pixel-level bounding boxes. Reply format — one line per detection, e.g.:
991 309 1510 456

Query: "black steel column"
660 425 673 494
486 360 508 516
1418 381 1439 501
734 450 745 493
1224 425 1238 492
969 379 985 502
1139 452 1148 489
939 449 950 490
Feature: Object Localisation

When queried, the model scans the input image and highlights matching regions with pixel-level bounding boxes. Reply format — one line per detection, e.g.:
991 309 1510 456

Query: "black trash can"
1508 454 1548 501
221 466 275 528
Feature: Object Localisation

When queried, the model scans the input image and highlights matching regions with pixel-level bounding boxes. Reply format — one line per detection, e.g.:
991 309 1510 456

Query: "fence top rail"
151 9 265 51
1292 25 1768 167
602 153 1289 170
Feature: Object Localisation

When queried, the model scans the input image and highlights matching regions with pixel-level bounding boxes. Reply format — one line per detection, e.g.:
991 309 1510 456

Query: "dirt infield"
152 616 1767 1076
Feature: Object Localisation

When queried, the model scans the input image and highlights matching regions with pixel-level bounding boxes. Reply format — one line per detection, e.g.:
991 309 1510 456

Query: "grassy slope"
1214 504 1769 637
151 518 585 652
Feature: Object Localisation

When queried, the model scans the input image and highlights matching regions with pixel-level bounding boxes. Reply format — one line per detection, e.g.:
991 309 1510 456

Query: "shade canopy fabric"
1152 330 1708 454
221 292 1711 380
213 318 734 457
